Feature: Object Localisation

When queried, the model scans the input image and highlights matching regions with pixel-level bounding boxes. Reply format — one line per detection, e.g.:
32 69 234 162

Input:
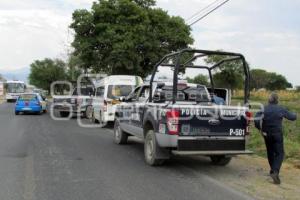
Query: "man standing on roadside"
255 93 297 184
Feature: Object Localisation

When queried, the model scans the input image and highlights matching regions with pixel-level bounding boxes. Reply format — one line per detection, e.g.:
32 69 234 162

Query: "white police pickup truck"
113 49 253 166
53 86 94 118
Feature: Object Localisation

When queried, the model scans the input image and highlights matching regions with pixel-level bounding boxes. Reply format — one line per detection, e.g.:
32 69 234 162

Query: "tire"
60 111 70 118
85 106 93 119
91 110 99 124
15 111 19 115
144 130 165 166
114 119 128 144
210 155 232 166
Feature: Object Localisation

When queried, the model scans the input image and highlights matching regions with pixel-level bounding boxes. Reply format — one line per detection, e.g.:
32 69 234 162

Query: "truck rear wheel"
114 120 128 144
210 155 232 166
144 130 165 166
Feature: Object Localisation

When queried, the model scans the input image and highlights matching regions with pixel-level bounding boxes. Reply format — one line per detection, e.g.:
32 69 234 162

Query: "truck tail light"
245 111 252 135
166 109 180 135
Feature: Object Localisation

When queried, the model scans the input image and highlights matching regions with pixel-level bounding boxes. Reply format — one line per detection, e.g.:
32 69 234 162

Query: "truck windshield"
107 85 134 99
7 83 25 93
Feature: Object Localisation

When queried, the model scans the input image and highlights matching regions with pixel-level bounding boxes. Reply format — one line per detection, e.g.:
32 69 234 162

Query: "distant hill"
0 67 30 83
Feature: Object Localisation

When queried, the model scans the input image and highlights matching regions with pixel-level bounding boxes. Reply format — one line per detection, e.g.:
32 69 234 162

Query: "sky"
0 0 299 85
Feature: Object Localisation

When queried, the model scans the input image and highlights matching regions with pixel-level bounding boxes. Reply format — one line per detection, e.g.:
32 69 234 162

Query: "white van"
92 75 143 124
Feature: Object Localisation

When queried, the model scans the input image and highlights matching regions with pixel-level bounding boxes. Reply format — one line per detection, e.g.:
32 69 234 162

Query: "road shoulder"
205 155 300 200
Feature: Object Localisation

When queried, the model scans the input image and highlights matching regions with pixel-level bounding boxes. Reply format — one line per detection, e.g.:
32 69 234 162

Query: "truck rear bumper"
155 133 249 154
171 150 253 156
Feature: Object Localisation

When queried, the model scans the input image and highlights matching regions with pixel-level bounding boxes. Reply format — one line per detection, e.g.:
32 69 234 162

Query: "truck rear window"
158 85 210 102
72 88 94 96
107 85 133 99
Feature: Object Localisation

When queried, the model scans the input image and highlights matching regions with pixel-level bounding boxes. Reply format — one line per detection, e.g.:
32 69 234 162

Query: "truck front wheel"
144 130 165 166
210 155 232 166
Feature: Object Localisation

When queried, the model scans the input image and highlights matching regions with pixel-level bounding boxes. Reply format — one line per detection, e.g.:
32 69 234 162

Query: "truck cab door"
130 86 150 137
119 86 141 135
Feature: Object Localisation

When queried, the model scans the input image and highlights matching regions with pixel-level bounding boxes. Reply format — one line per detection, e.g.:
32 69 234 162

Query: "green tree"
70 0 193 78
250 69 269 90
187 74 209 85
250 69 292 90
67 54 84 82
205 54 244 90
266 73 292 90
29 59 67 93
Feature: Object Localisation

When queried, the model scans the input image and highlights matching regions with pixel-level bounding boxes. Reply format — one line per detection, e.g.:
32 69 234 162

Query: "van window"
96 87 105 97
107 85 134 99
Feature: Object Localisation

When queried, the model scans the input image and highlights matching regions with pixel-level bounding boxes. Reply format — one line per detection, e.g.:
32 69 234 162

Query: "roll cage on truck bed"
114 48 252 166
149 49 250 104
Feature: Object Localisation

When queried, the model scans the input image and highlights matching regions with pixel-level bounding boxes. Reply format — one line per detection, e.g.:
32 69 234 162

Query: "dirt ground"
206 155 300 200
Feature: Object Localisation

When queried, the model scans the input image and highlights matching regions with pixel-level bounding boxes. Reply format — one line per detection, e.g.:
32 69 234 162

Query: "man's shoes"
270 172 281 185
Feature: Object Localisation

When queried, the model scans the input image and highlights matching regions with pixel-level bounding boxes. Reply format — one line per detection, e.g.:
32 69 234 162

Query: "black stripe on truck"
177 139 245 151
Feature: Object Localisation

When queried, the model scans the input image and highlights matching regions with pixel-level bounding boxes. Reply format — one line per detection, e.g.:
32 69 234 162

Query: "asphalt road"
0 103 254 200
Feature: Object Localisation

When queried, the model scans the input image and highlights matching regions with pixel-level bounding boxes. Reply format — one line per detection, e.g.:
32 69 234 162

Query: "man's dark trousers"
264 132 284 174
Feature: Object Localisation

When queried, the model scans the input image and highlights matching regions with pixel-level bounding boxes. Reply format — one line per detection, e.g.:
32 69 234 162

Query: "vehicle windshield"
18 94 37 101
107 85 134 99
7 83 26 93
72 87 94 96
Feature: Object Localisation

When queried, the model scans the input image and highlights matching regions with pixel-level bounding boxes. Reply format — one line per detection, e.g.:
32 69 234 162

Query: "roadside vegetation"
233 90 300 166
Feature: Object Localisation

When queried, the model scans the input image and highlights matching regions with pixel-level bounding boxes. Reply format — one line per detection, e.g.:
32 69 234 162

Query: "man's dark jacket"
256 104 297 134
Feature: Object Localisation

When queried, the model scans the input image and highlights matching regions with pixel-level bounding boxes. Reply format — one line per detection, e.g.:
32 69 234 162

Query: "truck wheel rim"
146 137 154 159
115 126 120 140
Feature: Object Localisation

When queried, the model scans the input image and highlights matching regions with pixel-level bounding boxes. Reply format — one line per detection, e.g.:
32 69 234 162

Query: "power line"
188 0 230 27
185 0 221 23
